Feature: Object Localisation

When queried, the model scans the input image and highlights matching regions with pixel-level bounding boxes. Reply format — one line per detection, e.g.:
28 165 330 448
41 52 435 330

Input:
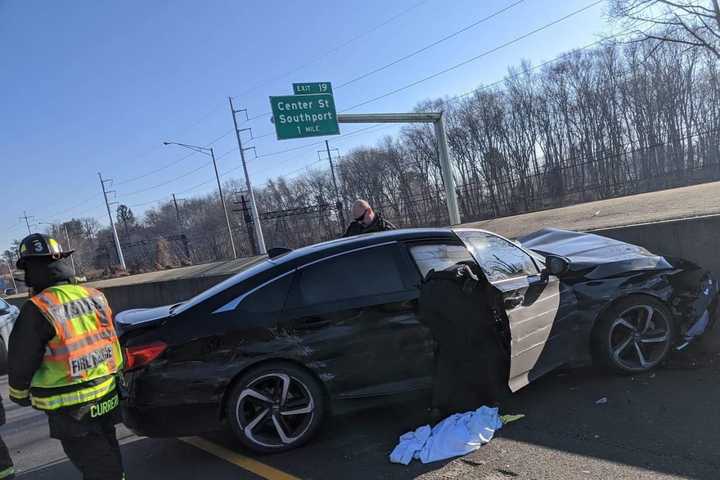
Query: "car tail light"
124 342 167 371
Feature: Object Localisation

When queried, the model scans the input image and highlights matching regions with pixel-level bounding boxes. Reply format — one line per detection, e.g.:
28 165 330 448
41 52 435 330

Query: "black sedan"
116 227 718 453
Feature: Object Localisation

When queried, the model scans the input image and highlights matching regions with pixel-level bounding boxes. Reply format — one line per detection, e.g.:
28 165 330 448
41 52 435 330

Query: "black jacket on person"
343 212 397 237
418 263 508 415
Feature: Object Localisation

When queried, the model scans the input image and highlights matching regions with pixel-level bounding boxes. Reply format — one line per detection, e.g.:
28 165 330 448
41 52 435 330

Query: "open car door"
455 230 561 391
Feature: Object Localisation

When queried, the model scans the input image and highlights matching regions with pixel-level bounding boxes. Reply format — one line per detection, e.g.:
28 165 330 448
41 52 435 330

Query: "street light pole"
163 142 237 259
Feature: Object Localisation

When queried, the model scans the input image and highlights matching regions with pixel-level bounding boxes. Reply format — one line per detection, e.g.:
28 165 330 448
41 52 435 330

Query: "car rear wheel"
225 363 325 453
593 296 674 374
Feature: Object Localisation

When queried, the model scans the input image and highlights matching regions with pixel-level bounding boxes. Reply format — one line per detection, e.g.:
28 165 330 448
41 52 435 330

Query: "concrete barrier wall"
592 214 720 280
5 274 233 312
98 274 234 313
6 214 720 312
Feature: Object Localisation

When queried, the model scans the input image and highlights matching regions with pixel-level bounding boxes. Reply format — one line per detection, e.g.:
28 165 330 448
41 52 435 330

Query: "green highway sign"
293 82 333 95
270 93 340 140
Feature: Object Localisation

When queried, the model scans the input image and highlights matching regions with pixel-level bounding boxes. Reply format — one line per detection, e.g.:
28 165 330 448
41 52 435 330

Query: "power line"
233 0 430 100
114 128 235 186
342 0 604 112
238 0 604 129
120 161 213 197
336 0 528 90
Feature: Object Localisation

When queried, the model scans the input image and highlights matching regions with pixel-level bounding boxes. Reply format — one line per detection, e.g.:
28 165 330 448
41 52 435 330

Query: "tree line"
4 33 720 278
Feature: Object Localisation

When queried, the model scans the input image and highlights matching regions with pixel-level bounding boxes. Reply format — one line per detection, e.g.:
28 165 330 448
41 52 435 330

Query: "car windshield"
172 258 276 314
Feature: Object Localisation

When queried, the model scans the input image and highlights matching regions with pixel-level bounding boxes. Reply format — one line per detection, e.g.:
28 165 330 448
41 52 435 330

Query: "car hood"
114 305 173 335
519 228 672 279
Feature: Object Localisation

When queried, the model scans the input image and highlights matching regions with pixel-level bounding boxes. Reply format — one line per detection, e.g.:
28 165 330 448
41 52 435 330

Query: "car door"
455 230 562 392
279 243 427 399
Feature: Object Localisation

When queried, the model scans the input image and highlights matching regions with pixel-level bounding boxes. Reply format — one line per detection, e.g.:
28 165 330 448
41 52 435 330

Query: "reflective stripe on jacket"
28 284 123 411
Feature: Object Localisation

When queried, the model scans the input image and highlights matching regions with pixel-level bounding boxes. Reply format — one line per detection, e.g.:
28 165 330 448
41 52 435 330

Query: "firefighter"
8 234 125 480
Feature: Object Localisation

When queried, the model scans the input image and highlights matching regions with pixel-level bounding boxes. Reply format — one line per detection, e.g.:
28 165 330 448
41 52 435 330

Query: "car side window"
0 298 8 311
458 231 539 282
290 246 406 308
409 244 474 278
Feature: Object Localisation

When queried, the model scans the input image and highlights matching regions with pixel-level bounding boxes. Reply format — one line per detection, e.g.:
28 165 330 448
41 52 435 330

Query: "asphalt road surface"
3 326 719 480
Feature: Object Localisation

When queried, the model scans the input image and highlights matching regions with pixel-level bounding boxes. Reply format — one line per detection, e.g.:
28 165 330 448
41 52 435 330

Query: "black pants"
0 398 14 479
0 435 13 479
60 423 123 480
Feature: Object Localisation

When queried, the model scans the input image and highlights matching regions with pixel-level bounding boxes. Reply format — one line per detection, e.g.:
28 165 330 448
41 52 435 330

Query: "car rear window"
292 246 406 307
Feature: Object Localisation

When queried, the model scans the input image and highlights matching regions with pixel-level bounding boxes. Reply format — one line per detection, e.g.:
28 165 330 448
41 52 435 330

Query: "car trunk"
114 304 175 337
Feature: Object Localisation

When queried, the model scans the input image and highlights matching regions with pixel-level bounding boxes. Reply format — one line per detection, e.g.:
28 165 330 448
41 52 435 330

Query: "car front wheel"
226 363 325 453
593 296 675 373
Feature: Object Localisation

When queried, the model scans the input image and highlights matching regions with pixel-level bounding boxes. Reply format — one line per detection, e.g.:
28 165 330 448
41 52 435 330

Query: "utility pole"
2 260 17 291
239 195 257 256
229 97 267 255
163 142 237 259
20 211 34 234
172 193 192 262
61 223 77 277
98 173 127 270
323 140 346 230
210 147 237 259
172 193 182 226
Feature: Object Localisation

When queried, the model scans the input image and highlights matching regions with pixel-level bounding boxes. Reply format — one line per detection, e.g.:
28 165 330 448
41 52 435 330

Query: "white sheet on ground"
389 406 503 465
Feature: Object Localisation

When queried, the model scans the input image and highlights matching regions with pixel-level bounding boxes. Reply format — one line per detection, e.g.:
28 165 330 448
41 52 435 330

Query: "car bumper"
122 403 223 437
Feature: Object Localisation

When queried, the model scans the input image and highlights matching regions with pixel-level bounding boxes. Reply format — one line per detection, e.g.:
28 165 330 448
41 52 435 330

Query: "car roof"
268 228 458 266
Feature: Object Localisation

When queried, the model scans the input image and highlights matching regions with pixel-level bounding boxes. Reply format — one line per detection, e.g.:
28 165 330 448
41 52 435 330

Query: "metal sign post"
269 82 460 225
336 112 461 225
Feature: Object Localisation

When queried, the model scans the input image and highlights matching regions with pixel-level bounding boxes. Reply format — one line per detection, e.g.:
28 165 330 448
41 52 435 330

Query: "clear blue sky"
0 0 612 253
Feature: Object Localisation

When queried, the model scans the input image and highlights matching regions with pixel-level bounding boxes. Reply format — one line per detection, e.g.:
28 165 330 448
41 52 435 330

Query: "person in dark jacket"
343 199 397 237
0 397 15 479
419 262 508 420
8 234 125 480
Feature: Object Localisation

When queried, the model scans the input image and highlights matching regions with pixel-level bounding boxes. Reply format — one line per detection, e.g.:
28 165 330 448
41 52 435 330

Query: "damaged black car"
115 227 718 453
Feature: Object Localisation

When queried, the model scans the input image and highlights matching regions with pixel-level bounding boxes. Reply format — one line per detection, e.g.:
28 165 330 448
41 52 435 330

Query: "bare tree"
610 0 720 58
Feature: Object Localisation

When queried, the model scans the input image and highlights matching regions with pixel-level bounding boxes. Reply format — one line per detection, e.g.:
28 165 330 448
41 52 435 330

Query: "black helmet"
16 233 74 269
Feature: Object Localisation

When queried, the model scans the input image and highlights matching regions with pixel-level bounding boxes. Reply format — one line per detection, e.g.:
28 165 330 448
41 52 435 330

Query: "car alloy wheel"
608 304 671 371
594 296 674 373
227 364 324 453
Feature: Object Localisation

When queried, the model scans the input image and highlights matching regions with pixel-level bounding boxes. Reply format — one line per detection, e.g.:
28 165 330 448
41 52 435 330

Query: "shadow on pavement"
203 397 454 480
479 324 720 480
18 438 252 480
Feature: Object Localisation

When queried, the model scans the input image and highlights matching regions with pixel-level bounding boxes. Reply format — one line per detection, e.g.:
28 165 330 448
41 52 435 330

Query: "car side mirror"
545 255 570 277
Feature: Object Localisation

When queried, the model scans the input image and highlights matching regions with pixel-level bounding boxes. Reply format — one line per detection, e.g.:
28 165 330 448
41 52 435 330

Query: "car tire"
592 295 675 374
0 336 7 375
225 362 325 454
